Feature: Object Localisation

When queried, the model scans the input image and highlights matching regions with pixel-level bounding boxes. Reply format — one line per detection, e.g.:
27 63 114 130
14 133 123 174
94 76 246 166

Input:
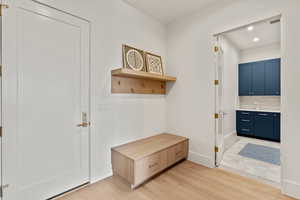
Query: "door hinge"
0 127 2 137
214 146 219 153
0 184 9 198
0 65 2 76
0 4 9 17
214 80 219 85
214 113 219 119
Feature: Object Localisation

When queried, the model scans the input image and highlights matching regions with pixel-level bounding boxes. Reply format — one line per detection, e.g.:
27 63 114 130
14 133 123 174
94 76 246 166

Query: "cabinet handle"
258 113 268 116
242 129 250 131
149 163 159 169
241 119 250 122
241 112 249 115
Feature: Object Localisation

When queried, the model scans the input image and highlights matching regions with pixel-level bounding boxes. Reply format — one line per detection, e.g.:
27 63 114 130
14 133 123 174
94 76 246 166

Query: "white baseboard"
188 151 215 168
90 171 113 184
282 179 300 199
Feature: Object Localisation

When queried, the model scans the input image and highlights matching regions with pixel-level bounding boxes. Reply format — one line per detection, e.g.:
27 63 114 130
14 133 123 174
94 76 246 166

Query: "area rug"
238 143 280 165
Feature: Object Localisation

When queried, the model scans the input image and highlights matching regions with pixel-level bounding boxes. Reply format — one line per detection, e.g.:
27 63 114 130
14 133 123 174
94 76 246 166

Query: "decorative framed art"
145 52 164 75
122 45 146 72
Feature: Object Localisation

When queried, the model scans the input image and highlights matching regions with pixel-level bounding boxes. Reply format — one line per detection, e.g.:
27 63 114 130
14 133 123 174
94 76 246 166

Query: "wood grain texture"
111 76 166 94
56 161 296 200
111 68 176 95
111 68 176 81
111 133 189 188
112 133 188 160
111 151 134 184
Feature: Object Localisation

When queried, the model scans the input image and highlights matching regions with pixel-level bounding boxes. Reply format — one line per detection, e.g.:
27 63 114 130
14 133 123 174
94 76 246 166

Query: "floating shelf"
111 68 177 82
111 68 176 94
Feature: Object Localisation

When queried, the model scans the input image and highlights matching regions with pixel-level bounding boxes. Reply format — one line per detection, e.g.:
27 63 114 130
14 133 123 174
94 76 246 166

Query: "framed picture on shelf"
122 45 146 72
145 52 164 75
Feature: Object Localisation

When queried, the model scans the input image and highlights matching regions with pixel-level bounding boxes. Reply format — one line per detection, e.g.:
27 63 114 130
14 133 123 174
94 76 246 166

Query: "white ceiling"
223 17 281 51
123 0 231 24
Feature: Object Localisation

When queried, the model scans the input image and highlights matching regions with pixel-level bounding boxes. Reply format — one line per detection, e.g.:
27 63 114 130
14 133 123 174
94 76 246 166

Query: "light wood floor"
57 161 296 200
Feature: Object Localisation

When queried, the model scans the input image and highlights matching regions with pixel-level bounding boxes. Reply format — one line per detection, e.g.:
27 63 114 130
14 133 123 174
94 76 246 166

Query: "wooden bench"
111 133 189 189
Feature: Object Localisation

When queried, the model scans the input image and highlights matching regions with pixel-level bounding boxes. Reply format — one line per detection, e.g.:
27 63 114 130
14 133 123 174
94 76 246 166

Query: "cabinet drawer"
167 141 188 166
238 123 253 136
237 111 253 121
239 128 252 135
135 150 166 185
238 117 253 126
239 111 252 116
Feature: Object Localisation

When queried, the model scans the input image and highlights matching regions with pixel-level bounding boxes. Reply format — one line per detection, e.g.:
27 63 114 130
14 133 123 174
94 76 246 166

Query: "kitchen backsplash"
238 96 281 109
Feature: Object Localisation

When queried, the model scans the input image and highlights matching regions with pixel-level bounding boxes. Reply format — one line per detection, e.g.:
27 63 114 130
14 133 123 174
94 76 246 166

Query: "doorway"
214 16 282 187
2 0 90 199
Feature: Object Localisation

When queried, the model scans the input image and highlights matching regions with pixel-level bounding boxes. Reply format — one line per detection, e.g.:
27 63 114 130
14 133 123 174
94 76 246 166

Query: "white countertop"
236 108 281 113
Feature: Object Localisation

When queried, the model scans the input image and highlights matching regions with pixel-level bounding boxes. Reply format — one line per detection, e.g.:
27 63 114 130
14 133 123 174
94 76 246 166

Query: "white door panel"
0 14 3 200
2 0 90 199
214 36 225 166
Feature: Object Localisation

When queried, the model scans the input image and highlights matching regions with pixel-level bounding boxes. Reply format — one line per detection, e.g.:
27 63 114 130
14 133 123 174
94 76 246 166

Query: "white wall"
35 0 168 183
240 43 281 63
166 0 300 198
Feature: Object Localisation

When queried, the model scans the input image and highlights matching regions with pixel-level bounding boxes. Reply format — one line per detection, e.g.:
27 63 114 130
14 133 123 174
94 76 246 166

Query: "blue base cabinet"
274 113 281 141
237 111 280 142
239 58 281 96
236 111 254 136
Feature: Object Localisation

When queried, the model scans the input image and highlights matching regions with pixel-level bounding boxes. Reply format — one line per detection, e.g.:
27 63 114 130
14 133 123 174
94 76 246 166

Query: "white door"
214 36 225 166
2 0 90 199
0 7 3 200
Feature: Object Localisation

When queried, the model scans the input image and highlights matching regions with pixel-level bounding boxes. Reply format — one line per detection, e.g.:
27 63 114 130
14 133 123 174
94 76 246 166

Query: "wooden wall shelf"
111 68 176 95
112 68 177 82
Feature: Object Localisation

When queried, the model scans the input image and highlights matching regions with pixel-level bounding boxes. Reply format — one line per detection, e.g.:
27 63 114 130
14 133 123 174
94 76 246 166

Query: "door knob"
77 112 90 127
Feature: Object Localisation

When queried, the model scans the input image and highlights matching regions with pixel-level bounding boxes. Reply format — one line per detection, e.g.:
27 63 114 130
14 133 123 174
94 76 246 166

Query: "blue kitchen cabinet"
274 113 281 142
239 63 252 96
236 111 254 136
238 58 281 96
254 112 275 141
237 111 280 142
265 58 281 95
252 61 265 95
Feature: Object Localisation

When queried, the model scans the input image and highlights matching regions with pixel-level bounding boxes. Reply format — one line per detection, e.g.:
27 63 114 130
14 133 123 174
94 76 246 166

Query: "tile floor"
220 137 281 188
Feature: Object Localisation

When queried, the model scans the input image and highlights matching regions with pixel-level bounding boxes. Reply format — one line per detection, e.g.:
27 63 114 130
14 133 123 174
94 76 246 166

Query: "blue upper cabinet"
265 58 281 95
252 61 265 95
238 58 281 96
239 63 252 96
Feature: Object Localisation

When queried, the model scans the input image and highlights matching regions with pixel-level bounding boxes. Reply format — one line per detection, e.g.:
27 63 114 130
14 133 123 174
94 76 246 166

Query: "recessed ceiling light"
247 26 254 31
253 37 260 42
